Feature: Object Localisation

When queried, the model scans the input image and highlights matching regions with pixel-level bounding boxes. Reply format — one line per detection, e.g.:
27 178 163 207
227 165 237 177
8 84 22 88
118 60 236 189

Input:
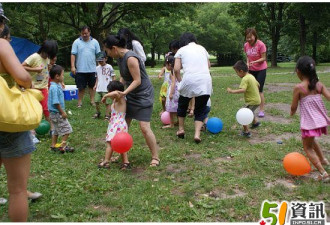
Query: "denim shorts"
0 131 36 158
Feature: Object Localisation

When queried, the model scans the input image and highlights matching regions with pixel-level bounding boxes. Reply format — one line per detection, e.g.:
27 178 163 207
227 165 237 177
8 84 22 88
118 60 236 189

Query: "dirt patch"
185 153 202 159
265 83 295 93
316 136 330 146
197 188 247 200
266 103 294 114
248 132 299 145
171 187 185 196
213 156 234 163
265 179 297 190
166 164 186 174
258 114 292 124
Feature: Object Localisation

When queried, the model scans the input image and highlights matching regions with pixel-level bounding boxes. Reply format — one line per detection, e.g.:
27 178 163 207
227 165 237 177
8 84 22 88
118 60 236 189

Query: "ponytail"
296 56 319 91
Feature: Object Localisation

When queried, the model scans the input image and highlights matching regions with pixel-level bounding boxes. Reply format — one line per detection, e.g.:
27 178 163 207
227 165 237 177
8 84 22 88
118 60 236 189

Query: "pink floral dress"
106 107 128 142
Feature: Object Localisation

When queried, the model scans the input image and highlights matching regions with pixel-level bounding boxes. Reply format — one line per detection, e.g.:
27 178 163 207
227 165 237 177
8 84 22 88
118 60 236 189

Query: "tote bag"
0 76 43 132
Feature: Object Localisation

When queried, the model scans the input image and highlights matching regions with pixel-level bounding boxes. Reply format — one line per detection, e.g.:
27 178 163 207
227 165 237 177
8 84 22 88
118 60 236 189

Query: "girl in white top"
174 32 212 144
117 28 147 63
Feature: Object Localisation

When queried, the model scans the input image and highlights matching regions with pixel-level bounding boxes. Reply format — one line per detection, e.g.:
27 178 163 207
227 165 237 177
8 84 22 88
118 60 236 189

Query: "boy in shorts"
93 51 115 120
227 60 261 137
48 65 74 153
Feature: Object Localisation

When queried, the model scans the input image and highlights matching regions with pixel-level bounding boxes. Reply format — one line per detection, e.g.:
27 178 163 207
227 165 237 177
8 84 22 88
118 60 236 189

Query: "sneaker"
240 131 252 138
251 122 261 129
28 192 42 200
32 135 40 144
0 198 7 205
258 111 265 118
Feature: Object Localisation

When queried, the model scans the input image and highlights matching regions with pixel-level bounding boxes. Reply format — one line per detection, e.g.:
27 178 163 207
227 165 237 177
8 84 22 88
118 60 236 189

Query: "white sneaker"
28 192 42 200
0 198 7 205
32 135 40 144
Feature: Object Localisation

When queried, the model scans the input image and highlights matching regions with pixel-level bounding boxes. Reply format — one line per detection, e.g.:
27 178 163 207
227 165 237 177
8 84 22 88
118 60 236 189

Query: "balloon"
35 120 51 135
236 108 254 125
283 152 311 176
111 132 133 153
161 111 171 125
206 117 223 134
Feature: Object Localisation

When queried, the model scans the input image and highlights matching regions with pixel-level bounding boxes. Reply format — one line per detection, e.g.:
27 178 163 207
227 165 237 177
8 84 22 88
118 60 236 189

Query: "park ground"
0 62 329 222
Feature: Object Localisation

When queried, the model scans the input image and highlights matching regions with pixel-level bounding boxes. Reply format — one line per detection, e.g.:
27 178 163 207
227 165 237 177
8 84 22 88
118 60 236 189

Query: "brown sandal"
98 161 110 169
120 163 131 170
150 158 160 167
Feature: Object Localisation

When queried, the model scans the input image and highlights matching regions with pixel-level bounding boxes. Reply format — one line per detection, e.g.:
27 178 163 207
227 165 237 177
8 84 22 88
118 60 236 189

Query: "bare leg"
78 88 85 106
60 134 70 147
103 142 113 162
89 87 95 105
139 121 159 165
260 92 265 112
243 125 249 132
177 116 185 134
51 135 58 147
2 154 31 222
162 112 176 129
194 120 204 140
302 137 326 175
312 140 329 165
105 104 111 117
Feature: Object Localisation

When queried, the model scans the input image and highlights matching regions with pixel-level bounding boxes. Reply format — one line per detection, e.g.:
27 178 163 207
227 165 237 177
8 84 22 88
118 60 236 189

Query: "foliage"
1 63 330 221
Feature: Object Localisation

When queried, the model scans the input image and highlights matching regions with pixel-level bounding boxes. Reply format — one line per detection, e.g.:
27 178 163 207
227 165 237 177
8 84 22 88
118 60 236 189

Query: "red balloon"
111 132 133 153
283 152 311 176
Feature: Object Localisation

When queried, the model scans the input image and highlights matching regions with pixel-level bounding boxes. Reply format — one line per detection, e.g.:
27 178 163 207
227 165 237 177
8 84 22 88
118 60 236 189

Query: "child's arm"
21 62 43 73
158 67 165 79
227 87 246 94
101 91 119 103
320 82 330 101
94 77 98 91
54 104 67 119
169 73 176 99
290 85 300 116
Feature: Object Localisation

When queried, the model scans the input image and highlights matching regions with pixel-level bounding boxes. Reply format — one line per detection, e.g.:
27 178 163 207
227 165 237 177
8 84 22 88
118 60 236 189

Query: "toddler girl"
98 81 130 170
290 56 330 182
163 54 180 129
158 55 171 115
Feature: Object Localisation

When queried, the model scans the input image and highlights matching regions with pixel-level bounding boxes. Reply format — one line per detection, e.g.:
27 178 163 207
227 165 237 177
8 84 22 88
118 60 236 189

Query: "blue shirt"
71 37 101 73
48 82 65 113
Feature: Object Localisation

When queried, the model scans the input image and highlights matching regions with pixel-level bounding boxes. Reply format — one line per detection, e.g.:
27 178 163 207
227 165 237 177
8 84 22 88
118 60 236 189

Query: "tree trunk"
299 14 306 56
269 3 284 67
151 46 156 68
312 31 317 62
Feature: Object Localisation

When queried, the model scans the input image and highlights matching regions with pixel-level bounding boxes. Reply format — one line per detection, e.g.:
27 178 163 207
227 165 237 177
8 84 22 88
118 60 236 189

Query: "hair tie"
310 63 314 69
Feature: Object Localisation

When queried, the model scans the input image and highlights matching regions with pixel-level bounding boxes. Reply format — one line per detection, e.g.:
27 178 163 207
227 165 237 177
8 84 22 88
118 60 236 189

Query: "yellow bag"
0 76 43 132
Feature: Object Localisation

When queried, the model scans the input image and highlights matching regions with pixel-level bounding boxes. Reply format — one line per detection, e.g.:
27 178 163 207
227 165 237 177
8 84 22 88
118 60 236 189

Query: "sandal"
98 161 110 169
92 112 101 119
110 156 119 163
317 172 330 183
150 158 160 167
104 115 110 121
120 163 131 170
176 130 185 139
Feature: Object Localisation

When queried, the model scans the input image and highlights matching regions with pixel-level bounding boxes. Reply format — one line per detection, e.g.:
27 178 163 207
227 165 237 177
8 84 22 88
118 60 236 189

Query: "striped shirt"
299 83 330 130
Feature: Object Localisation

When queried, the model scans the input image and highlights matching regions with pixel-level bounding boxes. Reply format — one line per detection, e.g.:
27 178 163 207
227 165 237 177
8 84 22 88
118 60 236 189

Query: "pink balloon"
161 111 171 125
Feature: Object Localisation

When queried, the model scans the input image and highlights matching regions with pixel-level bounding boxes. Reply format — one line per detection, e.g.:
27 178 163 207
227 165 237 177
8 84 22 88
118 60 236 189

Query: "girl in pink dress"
98 81 130 170
290 56 330 182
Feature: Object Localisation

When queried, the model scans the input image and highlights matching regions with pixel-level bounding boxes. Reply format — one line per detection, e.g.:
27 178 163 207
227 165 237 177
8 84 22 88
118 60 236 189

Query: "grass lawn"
0 62 329 222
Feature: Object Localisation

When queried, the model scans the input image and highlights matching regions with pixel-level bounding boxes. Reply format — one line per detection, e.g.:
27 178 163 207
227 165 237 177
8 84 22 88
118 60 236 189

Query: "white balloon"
236 108 254 125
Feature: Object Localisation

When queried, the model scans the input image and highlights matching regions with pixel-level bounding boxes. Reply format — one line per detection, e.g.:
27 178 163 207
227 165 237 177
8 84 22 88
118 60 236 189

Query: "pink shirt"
244 40 267 71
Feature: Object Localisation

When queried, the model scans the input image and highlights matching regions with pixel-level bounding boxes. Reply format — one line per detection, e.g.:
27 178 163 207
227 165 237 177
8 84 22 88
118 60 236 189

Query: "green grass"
0 63 329 222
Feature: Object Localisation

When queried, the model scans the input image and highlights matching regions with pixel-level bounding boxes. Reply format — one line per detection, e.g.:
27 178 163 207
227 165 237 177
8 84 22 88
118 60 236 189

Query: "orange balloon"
283 152 311 176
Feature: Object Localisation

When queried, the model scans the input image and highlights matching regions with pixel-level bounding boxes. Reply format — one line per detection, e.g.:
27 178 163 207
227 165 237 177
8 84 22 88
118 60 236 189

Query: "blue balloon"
206 117 223 134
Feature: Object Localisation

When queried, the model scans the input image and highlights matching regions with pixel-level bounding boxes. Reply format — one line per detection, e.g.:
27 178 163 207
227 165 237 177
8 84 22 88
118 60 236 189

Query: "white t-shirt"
96 64 115 92
132 40 146 63
174 42 212 98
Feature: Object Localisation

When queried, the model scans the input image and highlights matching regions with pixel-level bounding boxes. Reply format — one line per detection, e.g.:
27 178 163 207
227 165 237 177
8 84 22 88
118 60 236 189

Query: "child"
163 54 180 129
48 65 74 153
158 60 171 115
93 51 116 120
227 60 261 137
290 56 330 182
22 40 58 130
98 81 130 170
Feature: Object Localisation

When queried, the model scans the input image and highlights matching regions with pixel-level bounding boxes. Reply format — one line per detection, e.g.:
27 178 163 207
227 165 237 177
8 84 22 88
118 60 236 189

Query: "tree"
229 3 289 67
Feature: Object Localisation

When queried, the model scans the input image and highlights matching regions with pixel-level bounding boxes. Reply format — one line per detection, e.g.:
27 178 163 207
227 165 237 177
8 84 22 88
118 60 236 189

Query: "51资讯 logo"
259 200 327 225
